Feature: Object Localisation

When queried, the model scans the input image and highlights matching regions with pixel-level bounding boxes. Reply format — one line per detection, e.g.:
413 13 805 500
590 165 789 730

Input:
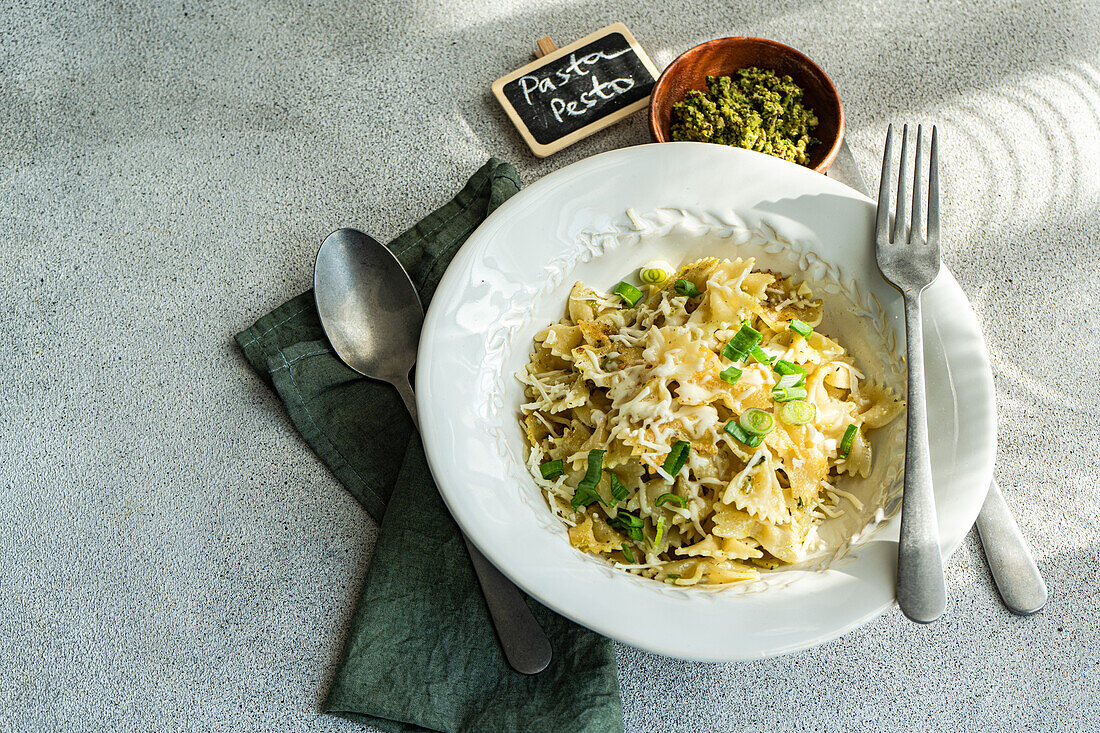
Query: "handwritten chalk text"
548 75 635 122
517 46 633 106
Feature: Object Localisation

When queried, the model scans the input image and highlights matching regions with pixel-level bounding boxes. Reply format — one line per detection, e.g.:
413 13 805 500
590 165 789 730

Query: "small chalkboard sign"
492 23 659 158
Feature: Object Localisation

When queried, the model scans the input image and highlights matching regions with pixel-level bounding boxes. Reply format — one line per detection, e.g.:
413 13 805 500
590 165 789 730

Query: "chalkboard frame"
491 23 659 158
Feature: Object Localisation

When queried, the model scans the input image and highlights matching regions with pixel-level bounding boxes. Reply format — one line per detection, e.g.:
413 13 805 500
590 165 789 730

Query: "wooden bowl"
649 37 844 173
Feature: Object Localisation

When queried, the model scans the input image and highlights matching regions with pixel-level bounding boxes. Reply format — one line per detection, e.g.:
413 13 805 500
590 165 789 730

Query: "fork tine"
892 124 909 244
927 126 940 254
876 124 894 240
910 125 923 244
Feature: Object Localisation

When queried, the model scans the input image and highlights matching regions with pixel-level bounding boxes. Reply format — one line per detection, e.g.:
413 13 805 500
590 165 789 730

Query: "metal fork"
875 124 947 623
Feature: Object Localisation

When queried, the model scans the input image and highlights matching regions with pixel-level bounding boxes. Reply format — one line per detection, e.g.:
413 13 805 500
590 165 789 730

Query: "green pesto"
670 68 819 165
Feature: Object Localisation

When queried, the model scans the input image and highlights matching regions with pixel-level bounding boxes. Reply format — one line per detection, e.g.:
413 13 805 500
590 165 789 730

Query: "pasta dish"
518 256 903 585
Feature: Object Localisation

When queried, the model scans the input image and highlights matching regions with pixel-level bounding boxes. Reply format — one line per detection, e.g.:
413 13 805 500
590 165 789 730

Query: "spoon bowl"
315 228 423 415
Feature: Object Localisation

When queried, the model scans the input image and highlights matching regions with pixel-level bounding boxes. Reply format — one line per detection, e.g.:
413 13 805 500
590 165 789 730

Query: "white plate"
416 143 995 661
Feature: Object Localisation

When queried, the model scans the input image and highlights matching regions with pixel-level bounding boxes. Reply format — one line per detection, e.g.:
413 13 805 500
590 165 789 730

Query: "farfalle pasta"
518 257 903 585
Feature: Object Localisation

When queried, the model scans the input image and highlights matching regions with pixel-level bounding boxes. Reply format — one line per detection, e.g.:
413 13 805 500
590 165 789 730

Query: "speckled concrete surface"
2 1 1098 731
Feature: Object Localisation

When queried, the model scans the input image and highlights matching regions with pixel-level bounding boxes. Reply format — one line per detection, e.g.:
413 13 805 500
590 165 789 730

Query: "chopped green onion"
738 408 775 436
613 281 642 306
789 319 814 339
661 440 690 477
609 471 629 503
578 450 604 490
719 366 742 385
652 516 666 549
611 511 644 542
674 279 701 298
621 545 635 563
749 346 776 365
655 492 687 508
639 261 672 284
778 400 816 425
570 486 601 510
772 385 809 403
773 360 807 382
724 420 764 447
570 450 605 509
775 372 804 390
666 573 681 580
721 323 762 361
839 424 858 458
613 512 644 527
539 459 564 480
774 359 803 375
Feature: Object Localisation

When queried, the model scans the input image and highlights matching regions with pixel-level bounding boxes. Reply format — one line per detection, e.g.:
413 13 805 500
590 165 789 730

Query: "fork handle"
896 292 948 623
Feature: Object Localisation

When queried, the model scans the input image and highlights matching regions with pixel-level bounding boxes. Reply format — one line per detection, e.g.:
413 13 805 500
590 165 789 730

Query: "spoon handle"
461 534 553 674
394 375 420 429
393 374 553 674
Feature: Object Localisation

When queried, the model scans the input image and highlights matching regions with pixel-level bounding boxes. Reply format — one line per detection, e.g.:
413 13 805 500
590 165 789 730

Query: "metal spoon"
314 228 553 675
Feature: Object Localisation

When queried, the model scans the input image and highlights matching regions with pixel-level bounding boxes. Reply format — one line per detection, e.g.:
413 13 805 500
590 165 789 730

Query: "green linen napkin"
235 159 623 733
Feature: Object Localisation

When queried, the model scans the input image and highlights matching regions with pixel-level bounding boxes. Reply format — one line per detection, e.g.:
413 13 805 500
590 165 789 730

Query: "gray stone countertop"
2 1 1097 730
